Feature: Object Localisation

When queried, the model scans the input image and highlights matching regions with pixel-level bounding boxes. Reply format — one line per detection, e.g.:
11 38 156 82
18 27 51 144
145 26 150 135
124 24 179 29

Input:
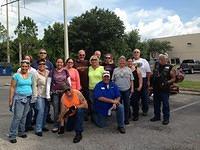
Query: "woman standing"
88 55 104 114
8 60 33 143
46 58 71 133
127 58 143 121
112 56 134 125
32 59 49 136
65 58 81 90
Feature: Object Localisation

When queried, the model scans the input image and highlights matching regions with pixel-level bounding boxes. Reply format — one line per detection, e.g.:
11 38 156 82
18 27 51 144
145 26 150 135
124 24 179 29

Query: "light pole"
6 0 10 63
18 0 22 64
63 0 69 60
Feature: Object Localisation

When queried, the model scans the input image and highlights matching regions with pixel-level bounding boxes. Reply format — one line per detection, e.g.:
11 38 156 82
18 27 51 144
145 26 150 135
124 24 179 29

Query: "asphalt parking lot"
0 86 200 150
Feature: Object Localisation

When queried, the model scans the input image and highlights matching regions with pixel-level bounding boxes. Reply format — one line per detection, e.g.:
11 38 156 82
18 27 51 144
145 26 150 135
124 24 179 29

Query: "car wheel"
190 68 194 74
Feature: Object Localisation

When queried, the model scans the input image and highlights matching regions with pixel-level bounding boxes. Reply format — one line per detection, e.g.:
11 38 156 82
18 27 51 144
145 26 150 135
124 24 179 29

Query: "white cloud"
114 8 200 39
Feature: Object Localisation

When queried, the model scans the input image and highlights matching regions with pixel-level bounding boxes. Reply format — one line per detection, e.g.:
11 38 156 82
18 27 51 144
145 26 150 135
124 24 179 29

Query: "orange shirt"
61 89 82 108
67 68 81 90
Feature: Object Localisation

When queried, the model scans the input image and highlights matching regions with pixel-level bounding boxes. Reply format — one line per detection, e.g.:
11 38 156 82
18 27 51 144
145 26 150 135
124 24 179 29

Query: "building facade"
155 33 200 64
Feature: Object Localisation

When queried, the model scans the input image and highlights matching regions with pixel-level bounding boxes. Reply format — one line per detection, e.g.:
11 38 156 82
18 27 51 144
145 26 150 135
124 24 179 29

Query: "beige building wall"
155 33 200 63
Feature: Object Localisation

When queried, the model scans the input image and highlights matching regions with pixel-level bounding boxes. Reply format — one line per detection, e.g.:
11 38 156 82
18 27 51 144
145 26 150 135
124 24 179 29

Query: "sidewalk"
0 76 11 87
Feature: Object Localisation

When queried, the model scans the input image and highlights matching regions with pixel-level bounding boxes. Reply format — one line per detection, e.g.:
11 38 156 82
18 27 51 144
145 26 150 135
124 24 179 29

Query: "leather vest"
153 62 172 91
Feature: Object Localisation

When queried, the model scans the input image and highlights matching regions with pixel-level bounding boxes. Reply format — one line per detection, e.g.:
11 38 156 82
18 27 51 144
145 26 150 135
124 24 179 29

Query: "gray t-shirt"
112 66 134 91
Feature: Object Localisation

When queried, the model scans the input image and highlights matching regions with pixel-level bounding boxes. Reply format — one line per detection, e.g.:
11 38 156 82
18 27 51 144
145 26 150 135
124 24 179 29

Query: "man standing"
32 49 54 71
150 54 176 125
31 48 54 124
93 71 126 133
74 50 90 119
133 49 151 116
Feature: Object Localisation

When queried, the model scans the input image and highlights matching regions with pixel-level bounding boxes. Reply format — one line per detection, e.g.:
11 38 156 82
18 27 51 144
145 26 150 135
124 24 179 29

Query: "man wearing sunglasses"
31 49 54 71
132 49 151 116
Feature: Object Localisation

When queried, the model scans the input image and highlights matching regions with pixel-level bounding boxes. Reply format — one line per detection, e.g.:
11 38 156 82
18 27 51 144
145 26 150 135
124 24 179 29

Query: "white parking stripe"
171 101 200 112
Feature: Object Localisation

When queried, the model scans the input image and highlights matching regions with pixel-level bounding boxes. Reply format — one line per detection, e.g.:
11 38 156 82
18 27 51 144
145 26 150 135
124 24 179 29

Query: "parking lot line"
171 101 200 113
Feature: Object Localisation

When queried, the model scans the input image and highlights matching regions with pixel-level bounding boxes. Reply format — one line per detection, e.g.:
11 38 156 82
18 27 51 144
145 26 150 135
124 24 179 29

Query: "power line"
1 0 19 7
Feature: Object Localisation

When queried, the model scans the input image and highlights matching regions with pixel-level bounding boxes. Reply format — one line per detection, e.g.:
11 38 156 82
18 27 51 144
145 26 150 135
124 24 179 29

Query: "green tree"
0 23 7 62
124 29 140 50
68 7 125 57
14 16 38 55
146 39 173 59
43 22 64 62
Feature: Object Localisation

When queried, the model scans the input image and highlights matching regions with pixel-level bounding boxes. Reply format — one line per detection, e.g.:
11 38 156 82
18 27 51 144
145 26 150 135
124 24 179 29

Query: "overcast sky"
0 0 200 40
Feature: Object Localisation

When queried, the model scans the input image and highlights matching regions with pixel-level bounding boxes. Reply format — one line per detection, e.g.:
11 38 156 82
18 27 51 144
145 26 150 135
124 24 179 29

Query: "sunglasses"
39 63 46 65
106 57 111 59
21 61 30 64
79 54 85 56
91 59 97 61
40 52 47 54
134 51 140 53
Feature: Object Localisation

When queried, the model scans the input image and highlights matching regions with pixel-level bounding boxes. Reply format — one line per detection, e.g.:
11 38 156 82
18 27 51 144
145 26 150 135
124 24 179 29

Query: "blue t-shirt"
93 81 120 116
12 73 33 96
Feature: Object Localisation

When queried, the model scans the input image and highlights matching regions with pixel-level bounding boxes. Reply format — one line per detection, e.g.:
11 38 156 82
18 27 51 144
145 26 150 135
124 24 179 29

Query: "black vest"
153 62 172 91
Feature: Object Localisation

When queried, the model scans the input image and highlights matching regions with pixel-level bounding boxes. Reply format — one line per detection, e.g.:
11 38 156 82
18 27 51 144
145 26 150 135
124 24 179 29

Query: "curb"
179 90 200 96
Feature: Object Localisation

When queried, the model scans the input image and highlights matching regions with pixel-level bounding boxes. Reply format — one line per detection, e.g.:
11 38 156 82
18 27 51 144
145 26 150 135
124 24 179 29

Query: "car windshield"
182 60 194 63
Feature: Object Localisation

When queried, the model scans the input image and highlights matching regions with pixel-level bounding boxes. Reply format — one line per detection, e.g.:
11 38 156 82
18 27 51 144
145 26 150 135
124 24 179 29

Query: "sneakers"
58 126 65 135
124 120 130 125
117 127 126 134
73 133 82 143
42 127 49 132
150 117 161 122
35 132 43 137
18 134 27 138
51 127 59 133
162 120 169 125
9 139 17 143
25 126 34 132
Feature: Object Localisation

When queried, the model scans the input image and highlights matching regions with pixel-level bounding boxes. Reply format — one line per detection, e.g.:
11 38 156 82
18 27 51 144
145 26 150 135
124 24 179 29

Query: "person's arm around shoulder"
137 69 143 92
77 90 88 109
8 75 17 107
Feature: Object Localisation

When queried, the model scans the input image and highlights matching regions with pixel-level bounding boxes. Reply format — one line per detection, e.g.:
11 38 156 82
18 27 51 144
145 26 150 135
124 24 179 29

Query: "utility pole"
63 0 69 60
1 0 21 63
6 0 10 63
18 0 22 64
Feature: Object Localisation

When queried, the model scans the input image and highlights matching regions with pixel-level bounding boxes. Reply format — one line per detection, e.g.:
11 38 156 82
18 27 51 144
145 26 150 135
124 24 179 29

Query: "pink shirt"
67 68 81 90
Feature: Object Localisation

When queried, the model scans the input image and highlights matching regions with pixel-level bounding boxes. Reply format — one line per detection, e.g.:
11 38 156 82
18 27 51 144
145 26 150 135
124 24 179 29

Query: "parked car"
180 59 200 74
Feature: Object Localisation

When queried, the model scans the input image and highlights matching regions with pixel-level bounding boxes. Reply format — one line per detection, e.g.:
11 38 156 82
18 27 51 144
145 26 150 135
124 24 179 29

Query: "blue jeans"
65 108 85 134
140 78 149 113
35 97 48 132
25 102 37 129
52 93 62 128
93 104 125 128
153 91 170 120
120 89 130 122
9 94 31 140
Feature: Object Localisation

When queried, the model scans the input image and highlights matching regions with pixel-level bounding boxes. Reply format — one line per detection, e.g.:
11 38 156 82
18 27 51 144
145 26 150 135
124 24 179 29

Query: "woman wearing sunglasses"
32 59 49 136
8 60 33 143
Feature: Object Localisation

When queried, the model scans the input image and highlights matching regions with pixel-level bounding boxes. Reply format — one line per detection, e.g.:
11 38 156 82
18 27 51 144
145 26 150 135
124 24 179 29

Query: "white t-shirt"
133 58 151 78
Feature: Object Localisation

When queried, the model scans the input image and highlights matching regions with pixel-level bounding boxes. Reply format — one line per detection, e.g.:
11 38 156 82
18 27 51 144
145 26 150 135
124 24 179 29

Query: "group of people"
7 48 176 144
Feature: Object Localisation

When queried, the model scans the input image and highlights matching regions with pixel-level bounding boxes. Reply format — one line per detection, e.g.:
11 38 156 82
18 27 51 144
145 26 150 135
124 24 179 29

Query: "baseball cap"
103 71 110 77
